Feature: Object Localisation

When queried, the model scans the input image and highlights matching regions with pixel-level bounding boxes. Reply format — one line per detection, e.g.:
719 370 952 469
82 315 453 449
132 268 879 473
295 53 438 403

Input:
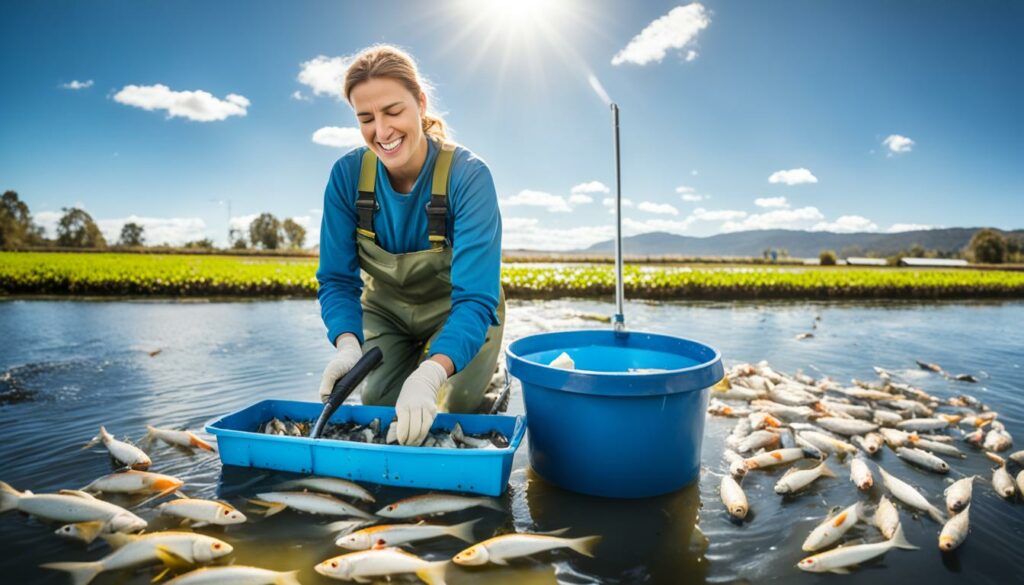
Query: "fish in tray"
257 416 509 449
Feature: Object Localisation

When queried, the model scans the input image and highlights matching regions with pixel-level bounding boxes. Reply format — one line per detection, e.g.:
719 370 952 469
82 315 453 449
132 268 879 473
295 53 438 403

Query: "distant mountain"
583 228 1024 258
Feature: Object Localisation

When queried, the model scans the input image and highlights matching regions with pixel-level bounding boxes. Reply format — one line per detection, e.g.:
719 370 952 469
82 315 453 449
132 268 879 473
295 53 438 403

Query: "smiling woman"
315 45 505 447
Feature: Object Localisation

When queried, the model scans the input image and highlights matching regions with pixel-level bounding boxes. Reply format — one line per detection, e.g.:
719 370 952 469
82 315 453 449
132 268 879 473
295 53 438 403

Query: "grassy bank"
2 252 1024 300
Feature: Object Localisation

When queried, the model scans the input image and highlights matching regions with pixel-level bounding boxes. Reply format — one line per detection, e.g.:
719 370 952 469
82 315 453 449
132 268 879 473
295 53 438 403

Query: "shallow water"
1 298 1022 584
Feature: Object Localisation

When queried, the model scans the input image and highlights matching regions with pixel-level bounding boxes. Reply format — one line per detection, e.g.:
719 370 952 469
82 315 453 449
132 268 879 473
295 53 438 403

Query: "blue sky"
1 0 1021 249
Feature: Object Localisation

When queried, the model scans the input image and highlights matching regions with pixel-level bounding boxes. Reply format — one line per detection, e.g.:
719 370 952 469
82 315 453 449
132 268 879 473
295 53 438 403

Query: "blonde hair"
344 44 450 141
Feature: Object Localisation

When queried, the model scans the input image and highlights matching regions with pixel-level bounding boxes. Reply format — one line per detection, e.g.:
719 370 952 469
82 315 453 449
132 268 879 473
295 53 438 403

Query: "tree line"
818 229 1023 265
1 190 307 251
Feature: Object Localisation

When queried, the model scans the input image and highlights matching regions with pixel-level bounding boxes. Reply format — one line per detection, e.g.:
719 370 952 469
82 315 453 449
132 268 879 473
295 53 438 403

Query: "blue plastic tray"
205 400 526 496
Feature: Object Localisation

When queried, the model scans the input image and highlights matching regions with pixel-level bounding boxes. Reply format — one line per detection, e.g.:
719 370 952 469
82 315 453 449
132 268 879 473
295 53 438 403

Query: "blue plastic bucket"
506 329 723 498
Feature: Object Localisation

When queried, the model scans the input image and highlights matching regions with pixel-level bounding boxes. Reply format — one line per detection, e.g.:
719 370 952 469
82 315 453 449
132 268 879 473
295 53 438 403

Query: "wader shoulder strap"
427 142 456 248
355 149 378 239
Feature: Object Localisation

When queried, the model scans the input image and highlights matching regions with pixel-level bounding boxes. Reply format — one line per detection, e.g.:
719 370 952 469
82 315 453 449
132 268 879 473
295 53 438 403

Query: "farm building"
898 257 969 267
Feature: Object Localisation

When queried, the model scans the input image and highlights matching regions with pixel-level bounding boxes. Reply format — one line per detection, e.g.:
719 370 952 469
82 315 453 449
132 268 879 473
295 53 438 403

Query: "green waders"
353 140 505 413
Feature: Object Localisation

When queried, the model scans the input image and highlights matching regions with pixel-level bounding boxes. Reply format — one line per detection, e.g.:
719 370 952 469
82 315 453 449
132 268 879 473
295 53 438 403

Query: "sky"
1 0 1021 250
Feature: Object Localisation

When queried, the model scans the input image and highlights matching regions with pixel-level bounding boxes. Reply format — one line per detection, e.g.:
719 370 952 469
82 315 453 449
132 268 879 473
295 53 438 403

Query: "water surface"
1 298 1022 584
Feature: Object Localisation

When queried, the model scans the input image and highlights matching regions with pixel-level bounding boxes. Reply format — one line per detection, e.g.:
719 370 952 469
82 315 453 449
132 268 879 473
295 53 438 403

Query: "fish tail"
40 561 103 585
0 480 23 513
927 506 947 524
568 535 602 558
188 432 216 452
415 561 449 585
275 570 302 585
447 518 481 543
890 523 918 551
819 463 837 479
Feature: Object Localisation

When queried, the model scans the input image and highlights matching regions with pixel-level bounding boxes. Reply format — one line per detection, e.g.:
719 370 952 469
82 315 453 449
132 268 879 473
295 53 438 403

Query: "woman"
316 45 504 447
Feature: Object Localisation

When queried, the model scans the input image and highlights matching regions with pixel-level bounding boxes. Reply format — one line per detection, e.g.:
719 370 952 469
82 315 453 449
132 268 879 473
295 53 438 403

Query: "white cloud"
501 190 572 213
113 84 249 122
502 219 614 251
685 50 699 62
62 80 93 90
676 186 708 202
754 196 789 209
34 211 208 245
312 126 363 149
887 223 935 233
602 197 633 208
568 193 594 204
812 215 878 233
692 208 747 222
638 201 679 216
720 206 825 232
768 168 818 185
297 55 354 100
883 134 914 155
291 90 310 101
611 4 710 66
571 181 610 195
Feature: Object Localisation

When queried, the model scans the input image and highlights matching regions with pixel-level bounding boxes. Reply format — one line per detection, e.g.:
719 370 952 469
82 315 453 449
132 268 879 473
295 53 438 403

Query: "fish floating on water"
83 426 151 470
0 481 147 539
145 425 217 452
452 532 601 565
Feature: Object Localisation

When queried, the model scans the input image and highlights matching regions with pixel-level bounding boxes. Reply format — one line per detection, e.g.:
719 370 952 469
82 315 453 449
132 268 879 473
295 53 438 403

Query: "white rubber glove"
318 335 363 403
395 360 448 446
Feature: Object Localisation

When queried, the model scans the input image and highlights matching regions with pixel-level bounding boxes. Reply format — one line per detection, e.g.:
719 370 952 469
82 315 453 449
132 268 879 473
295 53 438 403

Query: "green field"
2 252 1023 300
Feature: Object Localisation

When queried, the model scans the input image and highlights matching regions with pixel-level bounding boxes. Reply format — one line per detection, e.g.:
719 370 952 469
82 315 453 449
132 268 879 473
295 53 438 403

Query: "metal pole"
611 103 625 332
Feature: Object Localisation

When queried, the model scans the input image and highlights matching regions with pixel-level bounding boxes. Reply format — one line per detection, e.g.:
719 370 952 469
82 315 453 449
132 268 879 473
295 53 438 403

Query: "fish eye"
331 562 338 568
213 543 222 549
376 539 386 546
387 505 395 511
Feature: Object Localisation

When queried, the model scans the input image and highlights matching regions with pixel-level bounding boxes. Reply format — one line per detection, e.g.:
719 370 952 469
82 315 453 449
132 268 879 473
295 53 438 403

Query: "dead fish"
798 523 917 574
945 476 977 513
736 430 780 454
164 566 302 585
83 470 183 496
852 433 884 456
993 465 1016 499
850 458 873 490
750 400 816 422
376 494 503 519
916 360 943 373
895 447 950 474
720 475 749 519
939 505 970 551
1009 450 1024 465
795 332 814 340
906 435 966 459
336 519 479 550
453 532 601 565
0 482 147 536
964 427 987 447
145 425 216 452
275 477 375 503
803 501 864 552
983 426 1013 452
877 466 946 523
797 431 856 456
816 418 879 437
747 412 782 430
774 460 837 495
873 410 904 426
873 496 901 539
723 450 749 479
252 492 374 520
950 373 978 383
838 388 895 402
42 531 233 585
819 401 872 420
744 448 806 470
769 385 819 406
707 399 751 418
83 426 151 470
878 428 911 448
158 498 247 526
896 418 949 433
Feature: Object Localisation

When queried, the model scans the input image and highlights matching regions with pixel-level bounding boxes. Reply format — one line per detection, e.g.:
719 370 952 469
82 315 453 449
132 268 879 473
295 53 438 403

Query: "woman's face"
350 77 427 176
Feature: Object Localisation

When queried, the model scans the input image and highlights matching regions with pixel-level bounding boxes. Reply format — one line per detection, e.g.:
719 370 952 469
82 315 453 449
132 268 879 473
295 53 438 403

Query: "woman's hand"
395 360 448 445
318 334 363 403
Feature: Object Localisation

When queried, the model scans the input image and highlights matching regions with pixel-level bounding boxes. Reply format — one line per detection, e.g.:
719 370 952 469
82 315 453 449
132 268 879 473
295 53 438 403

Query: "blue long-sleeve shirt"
316 138 502 372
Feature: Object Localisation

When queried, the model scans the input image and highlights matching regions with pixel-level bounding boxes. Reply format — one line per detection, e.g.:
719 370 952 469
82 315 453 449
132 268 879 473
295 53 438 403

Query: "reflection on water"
524 469 706 585
0 298 1023 584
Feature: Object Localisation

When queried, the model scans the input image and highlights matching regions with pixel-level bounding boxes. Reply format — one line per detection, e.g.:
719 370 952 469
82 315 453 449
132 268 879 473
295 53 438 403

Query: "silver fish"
720 475 749 519
803 502 864 552
896 418 949 433
797 523 917 574
944 476 976 513
736 430 780 454
850 457 873 490
877 466 946 522
895 447 950 474
938 505 970 551
993 465 1016 499
774 460 836 495
873 496 900 539
816 418 879 437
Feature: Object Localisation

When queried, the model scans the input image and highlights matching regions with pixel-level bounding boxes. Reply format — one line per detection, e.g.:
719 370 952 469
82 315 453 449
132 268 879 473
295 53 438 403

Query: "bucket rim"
505 329 724 397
